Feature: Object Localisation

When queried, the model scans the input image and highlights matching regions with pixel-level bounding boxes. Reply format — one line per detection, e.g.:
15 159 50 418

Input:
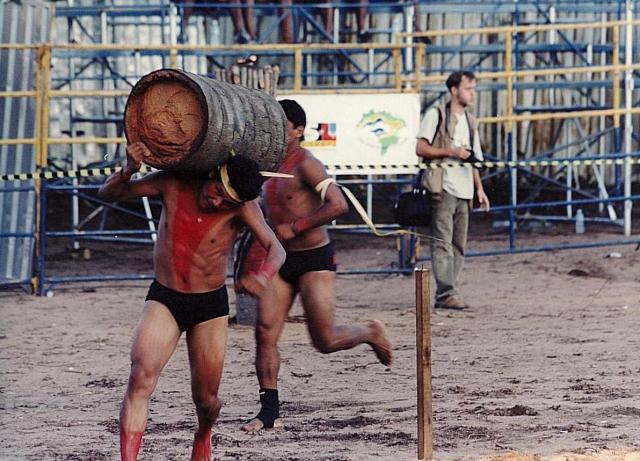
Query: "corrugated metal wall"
0 1 52 286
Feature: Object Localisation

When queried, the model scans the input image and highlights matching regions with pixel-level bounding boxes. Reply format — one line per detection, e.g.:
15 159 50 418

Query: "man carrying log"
99 142 285 461
241 100 393 433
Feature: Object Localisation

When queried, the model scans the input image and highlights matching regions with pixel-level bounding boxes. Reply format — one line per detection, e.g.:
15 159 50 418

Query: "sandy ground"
1 227 640 461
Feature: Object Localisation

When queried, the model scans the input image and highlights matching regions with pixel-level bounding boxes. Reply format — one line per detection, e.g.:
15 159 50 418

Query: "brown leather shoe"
434 296 469 310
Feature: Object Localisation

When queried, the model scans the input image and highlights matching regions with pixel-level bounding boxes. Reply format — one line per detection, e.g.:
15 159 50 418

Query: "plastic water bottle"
575 209 585 234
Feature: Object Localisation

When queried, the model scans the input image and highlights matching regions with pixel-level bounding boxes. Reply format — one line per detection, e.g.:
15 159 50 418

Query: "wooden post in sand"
415 266 433 460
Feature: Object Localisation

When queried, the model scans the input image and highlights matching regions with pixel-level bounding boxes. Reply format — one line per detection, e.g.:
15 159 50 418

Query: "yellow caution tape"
1 157 638 182
1 165 153 182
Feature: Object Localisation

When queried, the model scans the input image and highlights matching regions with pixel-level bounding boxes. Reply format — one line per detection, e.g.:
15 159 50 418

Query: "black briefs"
279 242 337 289
145 280 229 332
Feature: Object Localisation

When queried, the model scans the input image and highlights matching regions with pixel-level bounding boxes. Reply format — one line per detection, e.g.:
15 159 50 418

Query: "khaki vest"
420 103 478 194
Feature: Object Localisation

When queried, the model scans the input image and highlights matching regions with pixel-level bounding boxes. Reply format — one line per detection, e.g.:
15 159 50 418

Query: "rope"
336 183 443 243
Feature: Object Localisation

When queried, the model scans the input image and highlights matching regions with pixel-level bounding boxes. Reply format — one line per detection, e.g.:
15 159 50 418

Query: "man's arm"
238 200 286 297
98 142 163 202
473 169 490 211
415 108 471 161
275 156 349 241
471 129 489 211
416 138 471 161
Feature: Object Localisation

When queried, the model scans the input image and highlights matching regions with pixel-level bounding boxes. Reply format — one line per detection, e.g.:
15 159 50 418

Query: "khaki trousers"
429 190 470 303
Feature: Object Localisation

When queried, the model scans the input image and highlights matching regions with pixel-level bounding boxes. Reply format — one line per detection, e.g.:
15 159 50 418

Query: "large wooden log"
124 68 287 173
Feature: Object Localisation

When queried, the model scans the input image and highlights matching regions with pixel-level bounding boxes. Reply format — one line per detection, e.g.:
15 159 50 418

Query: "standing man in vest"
415 71 490 310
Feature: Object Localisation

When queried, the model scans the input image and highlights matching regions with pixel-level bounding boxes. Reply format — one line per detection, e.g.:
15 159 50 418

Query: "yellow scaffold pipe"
47 137 126 145
398 18 640 40
0 138 37 146
48 89 130 98
0 90 37 97
505 33 513 135
478 107 640 125
293 48 303 92
413 63 640 85
612 25 621 128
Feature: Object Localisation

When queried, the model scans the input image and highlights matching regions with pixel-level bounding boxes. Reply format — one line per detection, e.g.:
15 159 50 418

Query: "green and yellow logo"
356 111 407 155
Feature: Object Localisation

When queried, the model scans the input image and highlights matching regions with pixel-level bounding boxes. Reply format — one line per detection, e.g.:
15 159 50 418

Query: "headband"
228 149 294 179
218 164 294 204
219 164 244 204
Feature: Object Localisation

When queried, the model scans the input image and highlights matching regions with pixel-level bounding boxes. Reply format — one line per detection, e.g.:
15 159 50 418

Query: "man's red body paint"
172 185 226 291
191 429 212 461
265 149 304 223
120 431 143 461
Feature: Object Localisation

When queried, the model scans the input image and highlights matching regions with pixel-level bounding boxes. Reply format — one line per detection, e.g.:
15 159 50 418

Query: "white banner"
281 93 420 175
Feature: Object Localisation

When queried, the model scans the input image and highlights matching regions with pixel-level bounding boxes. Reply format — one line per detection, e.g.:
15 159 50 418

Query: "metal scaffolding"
406 1 638 251
0 1 638 293
0 1 53 289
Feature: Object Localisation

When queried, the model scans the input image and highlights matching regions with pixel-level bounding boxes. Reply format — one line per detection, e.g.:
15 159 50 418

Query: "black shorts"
279 243 337 289
145 280 229 332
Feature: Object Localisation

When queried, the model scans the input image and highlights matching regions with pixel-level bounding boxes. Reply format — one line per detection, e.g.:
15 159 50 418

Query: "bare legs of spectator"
279 0 294 43
224 0 256 43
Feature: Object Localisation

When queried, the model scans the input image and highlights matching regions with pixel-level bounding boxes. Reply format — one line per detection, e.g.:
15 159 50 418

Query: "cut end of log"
124 70 208 170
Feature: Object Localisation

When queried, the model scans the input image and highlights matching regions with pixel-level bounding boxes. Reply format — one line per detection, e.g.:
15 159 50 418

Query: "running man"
241 100 393 433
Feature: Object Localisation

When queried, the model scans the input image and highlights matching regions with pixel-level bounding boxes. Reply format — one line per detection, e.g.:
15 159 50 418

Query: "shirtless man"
241 99 393 433
99 142 285 461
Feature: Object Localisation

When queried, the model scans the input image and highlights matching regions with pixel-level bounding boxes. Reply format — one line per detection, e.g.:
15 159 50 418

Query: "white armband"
314 178 335 202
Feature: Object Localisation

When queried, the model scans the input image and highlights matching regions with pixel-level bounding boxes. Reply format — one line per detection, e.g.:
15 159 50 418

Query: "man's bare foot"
241 417 283 434
190 428 212 461
368 320 393 366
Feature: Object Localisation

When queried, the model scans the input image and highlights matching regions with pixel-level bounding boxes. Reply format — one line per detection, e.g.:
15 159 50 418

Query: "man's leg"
451 198 470 291
299 271 392 365
222 0 251 43
430 191 457 304
242 0 257 41
241 274 295 432
321 6 334 39
355 1 370 41
120 301 181 461
186 316 228 461
279 0 294 43
343 0 370 42
178 1 196 43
